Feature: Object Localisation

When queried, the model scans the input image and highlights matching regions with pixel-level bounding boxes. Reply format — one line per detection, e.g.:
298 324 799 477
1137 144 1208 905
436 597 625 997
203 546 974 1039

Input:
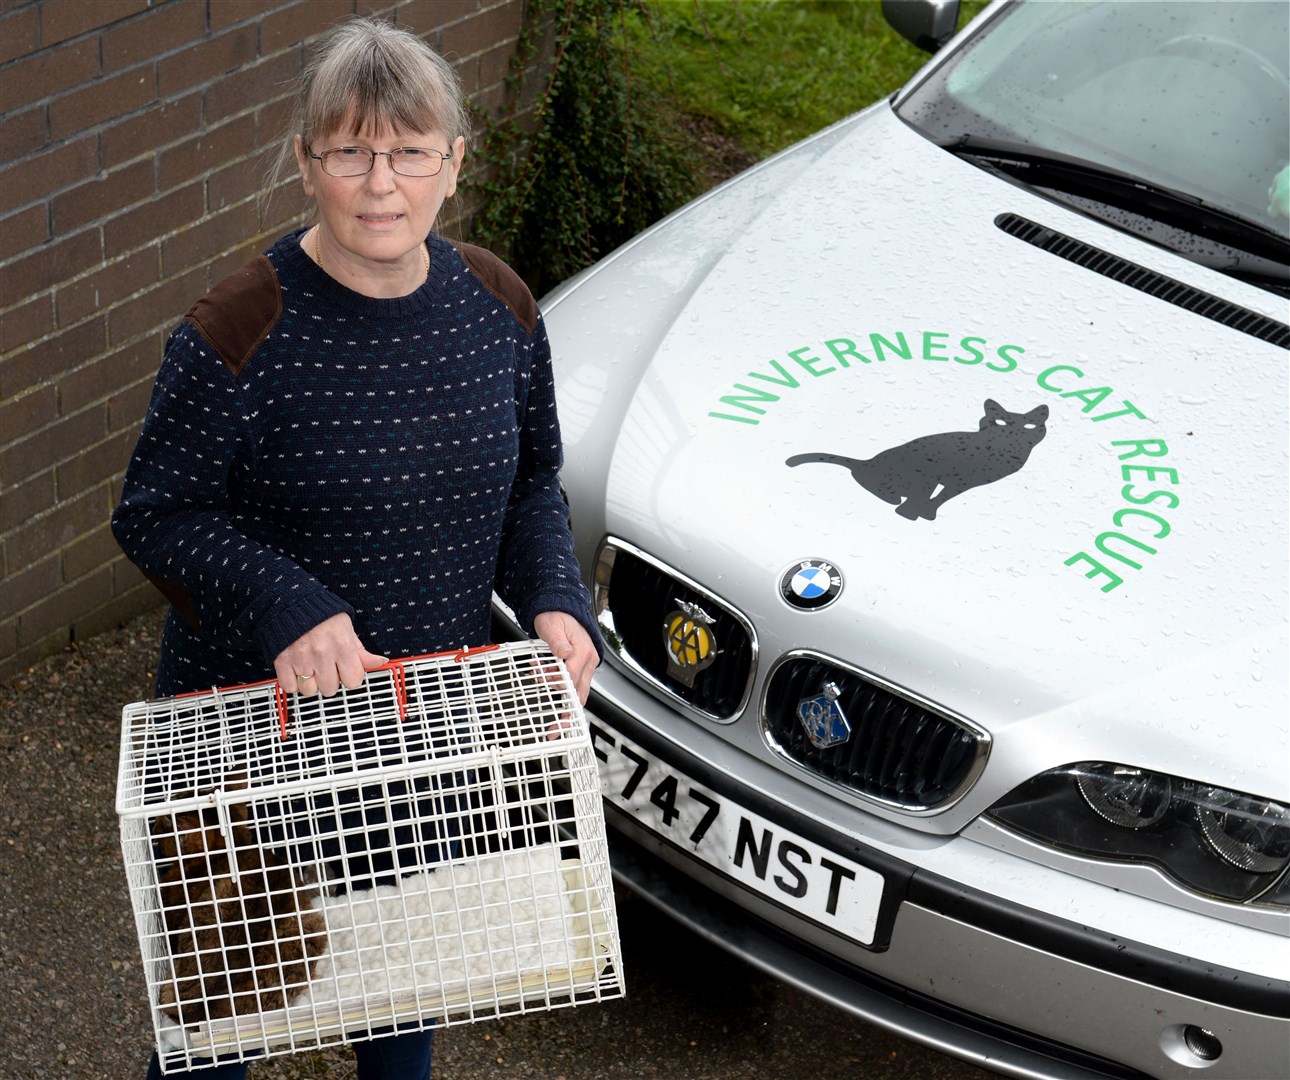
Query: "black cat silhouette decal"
786 399 1048 521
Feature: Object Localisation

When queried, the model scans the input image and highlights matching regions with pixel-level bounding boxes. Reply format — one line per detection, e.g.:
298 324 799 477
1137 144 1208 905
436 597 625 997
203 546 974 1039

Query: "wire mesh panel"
116 641 624 1073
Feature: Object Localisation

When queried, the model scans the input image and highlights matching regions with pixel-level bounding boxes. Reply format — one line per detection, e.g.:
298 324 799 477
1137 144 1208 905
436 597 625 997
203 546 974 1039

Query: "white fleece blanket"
304 843 590 1008
159 844 609 1058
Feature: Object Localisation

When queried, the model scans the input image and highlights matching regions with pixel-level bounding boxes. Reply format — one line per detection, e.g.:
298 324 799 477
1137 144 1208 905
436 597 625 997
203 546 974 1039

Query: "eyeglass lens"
317 148 448 177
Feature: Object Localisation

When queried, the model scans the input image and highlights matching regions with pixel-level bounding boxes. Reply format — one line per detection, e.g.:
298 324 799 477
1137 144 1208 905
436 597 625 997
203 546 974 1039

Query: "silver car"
501 2 1290 1076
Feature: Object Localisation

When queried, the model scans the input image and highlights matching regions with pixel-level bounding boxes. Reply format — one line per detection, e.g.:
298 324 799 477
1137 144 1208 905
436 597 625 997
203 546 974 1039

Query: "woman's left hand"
533 611 599 704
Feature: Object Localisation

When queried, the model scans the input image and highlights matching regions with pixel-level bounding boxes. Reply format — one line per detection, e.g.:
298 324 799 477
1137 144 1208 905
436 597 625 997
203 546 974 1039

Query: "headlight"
986 762 1290 907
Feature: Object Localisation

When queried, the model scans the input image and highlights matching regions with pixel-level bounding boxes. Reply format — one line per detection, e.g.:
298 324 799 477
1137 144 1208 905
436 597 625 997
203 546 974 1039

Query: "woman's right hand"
273 613 388 697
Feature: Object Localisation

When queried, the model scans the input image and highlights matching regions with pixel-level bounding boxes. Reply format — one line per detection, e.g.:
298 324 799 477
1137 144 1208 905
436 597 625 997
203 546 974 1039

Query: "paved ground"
0 609 993 1080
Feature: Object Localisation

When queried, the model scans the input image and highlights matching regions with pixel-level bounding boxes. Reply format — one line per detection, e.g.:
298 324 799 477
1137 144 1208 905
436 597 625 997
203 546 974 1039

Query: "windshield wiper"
944 135 1290 283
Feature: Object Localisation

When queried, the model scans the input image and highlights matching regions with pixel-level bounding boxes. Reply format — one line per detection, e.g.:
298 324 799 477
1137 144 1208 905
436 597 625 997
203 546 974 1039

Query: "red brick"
404 0 483 26
0 5 39 64
161 200 259 275
0 205 50 262
101 93 202 169
59 333 161 415
209 0 288 32
251 167 304 224
62 522 121 581
55 426 135 500
0 383 56 442
467 81 508 122
475 40 515 92
158 113 255 190
0 470 55 534
0 623 70 680
256 192 298 238
103 181 203 258
204 47 301 125
259 0 353 55
0 293 55 354
18 566 114 645
54 246 161 329
0 104 45 160
0 315 105 399
157 23 258 98
0 227 101 309
49 66 158 141
205 239 267 286
108 382 150 433
102 0 205 72
40 0 148 47
112 556 148 598
72 580 158 640
0 35 100 112
106 266 204 346
0 134 99 217
51 158 154 234
0 553 61 620
254 96 295 151
2 484 108 572
0 619 16 666
0 403 106 488
439 7 517 60
441 191 475 234
207 154 265 212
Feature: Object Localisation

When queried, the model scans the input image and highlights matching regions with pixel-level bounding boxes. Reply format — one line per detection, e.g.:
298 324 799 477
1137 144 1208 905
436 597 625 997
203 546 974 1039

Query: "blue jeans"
145 1028 433 1079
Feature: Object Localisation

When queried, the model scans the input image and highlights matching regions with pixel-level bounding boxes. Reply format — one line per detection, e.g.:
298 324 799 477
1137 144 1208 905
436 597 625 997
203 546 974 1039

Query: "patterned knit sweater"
112 228 598 696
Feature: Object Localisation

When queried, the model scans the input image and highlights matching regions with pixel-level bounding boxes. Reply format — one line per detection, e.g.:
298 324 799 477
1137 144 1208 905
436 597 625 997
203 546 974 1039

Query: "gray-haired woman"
117 14 600 1080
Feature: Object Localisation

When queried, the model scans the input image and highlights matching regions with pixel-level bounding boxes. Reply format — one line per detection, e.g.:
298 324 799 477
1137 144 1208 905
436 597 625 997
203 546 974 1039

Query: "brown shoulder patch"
448 240 538 335
186 255 282 376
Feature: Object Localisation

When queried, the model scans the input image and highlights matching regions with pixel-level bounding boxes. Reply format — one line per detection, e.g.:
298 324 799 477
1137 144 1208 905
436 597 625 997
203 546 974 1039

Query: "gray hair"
262 16 470 220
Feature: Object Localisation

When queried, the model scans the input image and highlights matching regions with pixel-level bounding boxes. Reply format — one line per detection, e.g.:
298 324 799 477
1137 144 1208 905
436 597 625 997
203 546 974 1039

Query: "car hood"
544 104 1289 811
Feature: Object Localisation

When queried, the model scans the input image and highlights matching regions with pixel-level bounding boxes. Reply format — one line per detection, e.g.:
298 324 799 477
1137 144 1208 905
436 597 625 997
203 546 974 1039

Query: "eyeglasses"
309 146 453 177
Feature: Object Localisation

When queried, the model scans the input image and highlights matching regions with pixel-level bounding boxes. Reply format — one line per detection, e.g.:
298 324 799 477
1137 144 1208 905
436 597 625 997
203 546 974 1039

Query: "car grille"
594 540 755 720
764 655 988 811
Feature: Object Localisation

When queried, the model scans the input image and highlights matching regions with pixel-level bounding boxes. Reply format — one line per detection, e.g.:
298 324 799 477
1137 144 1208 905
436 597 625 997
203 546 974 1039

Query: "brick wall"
0 0 544 682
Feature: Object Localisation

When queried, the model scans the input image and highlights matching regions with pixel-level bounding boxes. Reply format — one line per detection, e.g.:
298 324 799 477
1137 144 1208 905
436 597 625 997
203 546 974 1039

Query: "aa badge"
662 598 718 687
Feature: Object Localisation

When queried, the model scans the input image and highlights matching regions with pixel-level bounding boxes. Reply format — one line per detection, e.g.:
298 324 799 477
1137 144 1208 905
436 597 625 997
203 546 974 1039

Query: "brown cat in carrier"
152 797 328 1024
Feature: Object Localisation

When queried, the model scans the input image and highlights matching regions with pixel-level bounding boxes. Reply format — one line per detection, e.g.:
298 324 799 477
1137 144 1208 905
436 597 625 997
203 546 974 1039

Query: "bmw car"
497 2 1290 1077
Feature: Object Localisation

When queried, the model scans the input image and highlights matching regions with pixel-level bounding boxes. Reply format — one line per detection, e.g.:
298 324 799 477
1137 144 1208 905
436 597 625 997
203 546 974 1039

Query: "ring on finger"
297 672 315 681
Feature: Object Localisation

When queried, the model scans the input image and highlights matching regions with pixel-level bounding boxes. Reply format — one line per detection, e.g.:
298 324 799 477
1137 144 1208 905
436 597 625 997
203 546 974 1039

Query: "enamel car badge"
796 681 851 749
662 598 718 687
780 559 843 610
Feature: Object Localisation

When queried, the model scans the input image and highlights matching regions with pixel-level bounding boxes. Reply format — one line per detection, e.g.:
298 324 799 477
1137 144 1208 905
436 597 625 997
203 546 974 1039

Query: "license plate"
590 721 886 947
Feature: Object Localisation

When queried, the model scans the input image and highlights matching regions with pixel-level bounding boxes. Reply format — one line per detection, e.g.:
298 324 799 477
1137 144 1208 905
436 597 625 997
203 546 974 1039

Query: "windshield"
894 0 1290 242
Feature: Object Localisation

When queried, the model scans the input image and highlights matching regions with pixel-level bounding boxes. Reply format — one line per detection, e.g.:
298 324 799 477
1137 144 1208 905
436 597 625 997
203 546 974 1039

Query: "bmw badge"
780 559 843 610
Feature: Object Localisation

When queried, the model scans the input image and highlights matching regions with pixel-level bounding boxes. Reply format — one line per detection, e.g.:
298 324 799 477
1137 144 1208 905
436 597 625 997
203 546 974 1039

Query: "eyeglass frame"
307 145 454 177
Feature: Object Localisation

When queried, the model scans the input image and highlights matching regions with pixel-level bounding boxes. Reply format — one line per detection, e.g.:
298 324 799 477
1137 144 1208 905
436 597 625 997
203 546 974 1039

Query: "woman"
112 15 600 1079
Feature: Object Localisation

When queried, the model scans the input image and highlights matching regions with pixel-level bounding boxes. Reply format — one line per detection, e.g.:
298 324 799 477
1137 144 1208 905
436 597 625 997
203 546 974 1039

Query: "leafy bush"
468 0 988 294
468 0 704 296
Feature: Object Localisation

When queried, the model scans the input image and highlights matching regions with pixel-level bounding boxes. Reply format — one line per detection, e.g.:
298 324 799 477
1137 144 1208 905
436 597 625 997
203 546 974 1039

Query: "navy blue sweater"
113 229 598 696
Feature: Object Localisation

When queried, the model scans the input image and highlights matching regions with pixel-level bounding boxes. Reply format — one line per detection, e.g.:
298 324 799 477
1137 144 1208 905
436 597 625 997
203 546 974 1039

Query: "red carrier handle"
188 642 507 740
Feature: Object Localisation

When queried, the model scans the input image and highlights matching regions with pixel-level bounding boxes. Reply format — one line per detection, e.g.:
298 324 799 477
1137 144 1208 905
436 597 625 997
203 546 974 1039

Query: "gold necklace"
314 227 429 284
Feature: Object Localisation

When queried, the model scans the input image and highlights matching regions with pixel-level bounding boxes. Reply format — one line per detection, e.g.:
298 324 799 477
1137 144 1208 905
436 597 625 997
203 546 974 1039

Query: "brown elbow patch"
186 256 282 377
448 240 538 335
144 572 201 632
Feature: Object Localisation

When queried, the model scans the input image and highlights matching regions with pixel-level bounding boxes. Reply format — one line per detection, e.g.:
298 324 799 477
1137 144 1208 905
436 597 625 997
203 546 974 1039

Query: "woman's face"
295 115 464 281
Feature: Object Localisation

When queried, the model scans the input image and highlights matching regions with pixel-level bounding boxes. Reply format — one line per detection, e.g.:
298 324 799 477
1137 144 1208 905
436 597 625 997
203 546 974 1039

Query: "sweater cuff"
254 589 355 667
519 590 605 661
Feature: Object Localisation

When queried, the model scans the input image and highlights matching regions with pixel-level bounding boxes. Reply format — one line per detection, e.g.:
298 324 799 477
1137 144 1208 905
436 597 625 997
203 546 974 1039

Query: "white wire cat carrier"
116 640 624 1074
